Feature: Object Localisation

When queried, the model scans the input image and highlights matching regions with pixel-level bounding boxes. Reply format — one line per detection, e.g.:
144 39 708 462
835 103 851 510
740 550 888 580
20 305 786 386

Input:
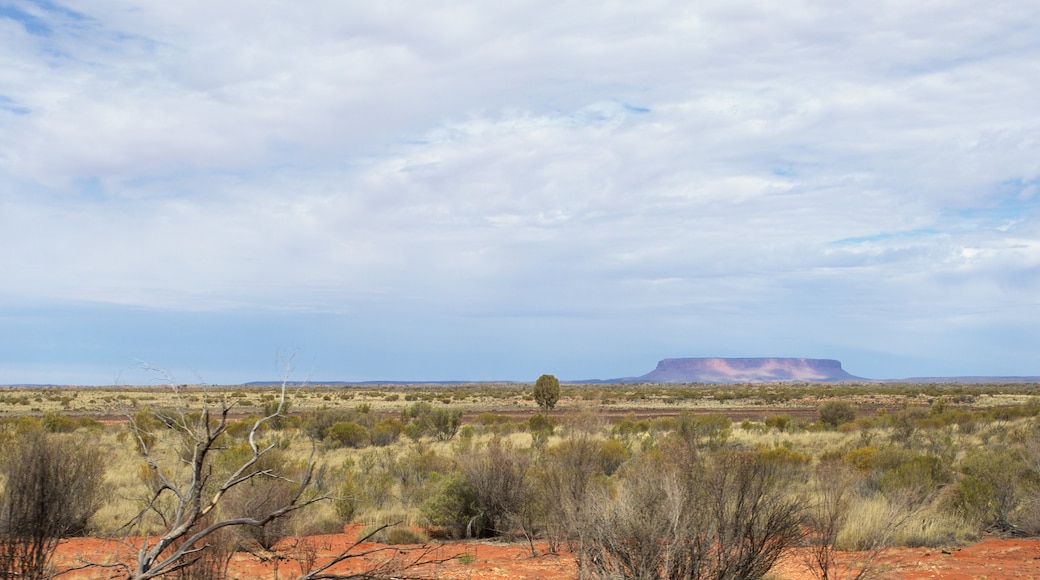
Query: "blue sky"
2 1 1040 385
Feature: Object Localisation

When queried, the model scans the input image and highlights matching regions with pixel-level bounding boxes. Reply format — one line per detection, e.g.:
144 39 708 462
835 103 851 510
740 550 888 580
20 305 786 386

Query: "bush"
527 414 555 435
597 439 629 476
764 414 791 432
575 447 806 580
844 446 882 471
429 408 463 441
423 439 532 539
878 454 951 497
334 467 362 522
0 429 106 579
676 412 731 449
953 449 1031 531
421 474 478 539
818 401 857 428
327 421 370 448
370 418 404 447
536 435 606 551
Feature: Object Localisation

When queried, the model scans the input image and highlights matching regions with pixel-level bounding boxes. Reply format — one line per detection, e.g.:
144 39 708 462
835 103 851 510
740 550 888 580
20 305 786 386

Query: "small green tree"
533 374 561 413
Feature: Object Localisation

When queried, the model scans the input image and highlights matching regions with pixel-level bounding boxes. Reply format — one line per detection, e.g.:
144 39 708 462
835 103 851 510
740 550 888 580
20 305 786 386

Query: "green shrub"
404 402 433 420
878 454 951 496
528 414 555 435
612 417 650 438
474 413 511 426
844 446 881 471
952 449 1030 531
429 408 463 441
598 439 629 476
334 467 361 522
327 421 370 448
818 401 856 428
421 474 478 539
41 412 100 433
754 446 812 468
764 414 791 432
676 413 731 449
370 418 404 446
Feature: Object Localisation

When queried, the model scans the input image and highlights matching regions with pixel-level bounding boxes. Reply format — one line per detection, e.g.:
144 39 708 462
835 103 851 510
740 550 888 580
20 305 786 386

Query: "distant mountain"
614 357 863 383
892 376 1040 384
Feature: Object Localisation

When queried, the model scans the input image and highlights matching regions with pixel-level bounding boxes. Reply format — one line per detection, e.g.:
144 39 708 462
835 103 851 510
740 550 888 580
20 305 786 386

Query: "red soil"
53 531 1040 579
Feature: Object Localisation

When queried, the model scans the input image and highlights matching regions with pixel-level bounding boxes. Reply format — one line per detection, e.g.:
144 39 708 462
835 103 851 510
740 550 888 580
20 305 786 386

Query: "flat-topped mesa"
634 357 860 383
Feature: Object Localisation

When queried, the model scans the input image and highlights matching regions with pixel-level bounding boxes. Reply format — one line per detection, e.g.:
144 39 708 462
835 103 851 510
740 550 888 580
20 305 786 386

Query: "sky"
1 1 1039 385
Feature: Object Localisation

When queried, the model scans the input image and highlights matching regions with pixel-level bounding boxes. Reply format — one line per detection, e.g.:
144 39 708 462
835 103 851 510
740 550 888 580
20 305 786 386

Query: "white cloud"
2 0 1040 381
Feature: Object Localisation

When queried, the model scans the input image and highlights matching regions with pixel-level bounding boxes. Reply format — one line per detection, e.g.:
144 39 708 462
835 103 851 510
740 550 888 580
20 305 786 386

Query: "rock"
625 357 863 383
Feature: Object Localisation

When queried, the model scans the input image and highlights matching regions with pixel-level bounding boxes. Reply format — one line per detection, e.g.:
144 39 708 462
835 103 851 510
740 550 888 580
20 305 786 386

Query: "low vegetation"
1 381 1040 579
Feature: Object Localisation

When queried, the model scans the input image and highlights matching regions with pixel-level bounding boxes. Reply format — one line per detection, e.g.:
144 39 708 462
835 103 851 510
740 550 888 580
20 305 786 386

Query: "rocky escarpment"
626 357 862 383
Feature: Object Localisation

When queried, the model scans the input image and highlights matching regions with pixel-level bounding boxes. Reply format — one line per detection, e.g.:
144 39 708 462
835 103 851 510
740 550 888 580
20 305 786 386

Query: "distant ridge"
892 376 1040 384
8 359 1040 387
616 357 863 384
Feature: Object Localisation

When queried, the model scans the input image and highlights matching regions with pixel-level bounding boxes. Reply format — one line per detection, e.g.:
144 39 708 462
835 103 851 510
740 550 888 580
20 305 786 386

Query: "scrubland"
2 381 1040 579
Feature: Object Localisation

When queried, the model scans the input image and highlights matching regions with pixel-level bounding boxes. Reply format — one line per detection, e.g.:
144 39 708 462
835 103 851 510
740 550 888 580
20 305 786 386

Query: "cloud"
2 0 1040 382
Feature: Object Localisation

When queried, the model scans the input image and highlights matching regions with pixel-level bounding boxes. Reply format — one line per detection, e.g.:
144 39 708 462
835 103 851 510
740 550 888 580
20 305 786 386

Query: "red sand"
52 531 1040 579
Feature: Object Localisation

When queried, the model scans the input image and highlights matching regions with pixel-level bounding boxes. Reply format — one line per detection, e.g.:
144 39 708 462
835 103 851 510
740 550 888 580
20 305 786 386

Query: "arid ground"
6 381 1040 579
52 528 1040 580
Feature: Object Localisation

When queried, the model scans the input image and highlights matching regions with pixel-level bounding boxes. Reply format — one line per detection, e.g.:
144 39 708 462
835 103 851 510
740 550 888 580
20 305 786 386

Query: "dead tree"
117 367 452 580
121 376 322 580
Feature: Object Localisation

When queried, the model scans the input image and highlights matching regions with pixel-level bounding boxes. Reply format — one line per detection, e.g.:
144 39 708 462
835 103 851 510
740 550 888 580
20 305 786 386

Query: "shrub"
818 401 856 428
424 439 532 539
327 421 370 448
0 429 106 579
754 445 812 469
597 439 629 476
334 467 362 522
403 402 433 419
575 447 806 580
421 474 477 539
676 412 731 449
393 444 453 489
474 413 511 426
221 457 301 550
429 408 463 441
764 414 791 432
536 435 606 551
953 449 1030 531
458 439 532 537
878 454 951 497
370 418 404 447
302 408 358 441
528 414 555 435
41 412 99 433
612 418 649 438
844 446 882 471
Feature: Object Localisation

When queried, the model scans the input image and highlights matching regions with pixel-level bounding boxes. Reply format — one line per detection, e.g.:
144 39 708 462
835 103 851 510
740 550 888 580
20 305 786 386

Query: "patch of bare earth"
52 533 1040 579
